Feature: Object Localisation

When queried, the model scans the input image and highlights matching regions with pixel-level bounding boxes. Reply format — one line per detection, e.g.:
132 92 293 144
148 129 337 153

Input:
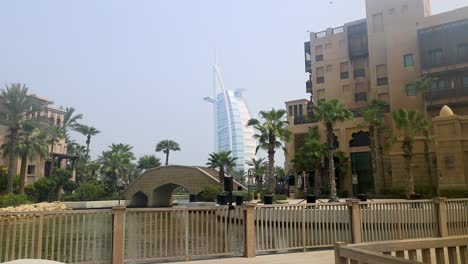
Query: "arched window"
56 117 61 127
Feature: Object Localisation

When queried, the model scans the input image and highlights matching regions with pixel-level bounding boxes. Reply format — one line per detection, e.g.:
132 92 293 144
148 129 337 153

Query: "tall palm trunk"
268 132 276 194
326 123 338 202
219 167 225 188
377 127 385 189
165 148 170 166
369 125 380 194
423 130 433 193
86 135 91 157
314 160 321 196
402 139 415 197
7 128 19 193
18 152 28 194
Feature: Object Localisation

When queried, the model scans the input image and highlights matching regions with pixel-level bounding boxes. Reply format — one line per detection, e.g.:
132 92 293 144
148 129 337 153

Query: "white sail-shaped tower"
204 64 256 172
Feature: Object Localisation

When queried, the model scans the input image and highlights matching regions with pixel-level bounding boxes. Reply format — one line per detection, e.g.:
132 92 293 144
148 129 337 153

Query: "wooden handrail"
350 235 468 252
338 246 419 264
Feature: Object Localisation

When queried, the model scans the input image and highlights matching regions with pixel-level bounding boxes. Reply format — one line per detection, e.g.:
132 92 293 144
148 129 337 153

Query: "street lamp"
117 176 124 206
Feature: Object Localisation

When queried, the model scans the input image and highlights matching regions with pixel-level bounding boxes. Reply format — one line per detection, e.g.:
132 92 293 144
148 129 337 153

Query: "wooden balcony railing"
425 87 468 101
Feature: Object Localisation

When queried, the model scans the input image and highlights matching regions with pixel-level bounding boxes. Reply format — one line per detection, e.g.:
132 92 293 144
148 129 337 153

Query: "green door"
351 152 373 193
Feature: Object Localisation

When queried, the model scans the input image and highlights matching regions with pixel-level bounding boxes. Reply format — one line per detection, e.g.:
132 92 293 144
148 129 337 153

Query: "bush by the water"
25 177 56 202
0 193 31 208
232 190 253 201
75 181 107 201
197 185 222 202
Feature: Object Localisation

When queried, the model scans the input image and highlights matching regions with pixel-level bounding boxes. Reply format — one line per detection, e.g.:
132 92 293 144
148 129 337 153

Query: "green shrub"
381 187 406 199
440 189 468 198
63 193 79 201
337 189 349 198
415 185 434 198
295 189 305 199
232 191 253 201
62 180 78 194
75 182 106 201
0 170 20 194
25 177 56 202
0 193 31 208
196 185 222 202
273 194 287 201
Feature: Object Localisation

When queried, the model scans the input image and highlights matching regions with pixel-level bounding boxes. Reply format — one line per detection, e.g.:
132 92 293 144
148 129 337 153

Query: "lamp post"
117 176 124 206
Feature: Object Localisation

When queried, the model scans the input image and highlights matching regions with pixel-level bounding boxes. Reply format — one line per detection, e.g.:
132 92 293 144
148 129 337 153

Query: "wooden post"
347 199 362 243
434 197 448 237
334 242 348 264
244 203 256 258
112 206 126 264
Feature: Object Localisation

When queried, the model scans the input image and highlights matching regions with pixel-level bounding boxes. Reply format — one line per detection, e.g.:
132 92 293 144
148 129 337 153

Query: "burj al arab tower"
204 64 256 172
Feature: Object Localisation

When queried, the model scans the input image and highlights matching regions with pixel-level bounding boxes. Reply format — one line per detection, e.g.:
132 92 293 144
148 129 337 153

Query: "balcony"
418 19 468 70
351 104 390 117
293 115 318 125
353 69 365 78
425 86 468 101
377 77 388 86
355 92 367 102
315 54 323 62
306 80 313 93
340 72 349 80
305 60 312 73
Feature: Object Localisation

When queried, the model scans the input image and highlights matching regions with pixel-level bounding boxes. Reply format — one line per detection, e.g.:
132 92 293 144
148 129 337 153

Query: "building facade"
205 65 256 172
0 95 73 184
285 0 468 194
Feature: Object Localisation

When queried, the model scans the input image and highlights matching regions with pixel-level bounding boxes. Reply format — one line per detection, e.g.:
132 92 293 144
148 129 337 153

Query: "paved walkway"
172 250 334 264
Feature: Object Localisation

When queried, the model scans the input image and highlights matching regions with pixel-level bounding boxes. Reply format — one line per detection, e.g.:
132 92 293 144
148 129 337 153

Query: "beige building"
285 0 468 194
0 94 73 184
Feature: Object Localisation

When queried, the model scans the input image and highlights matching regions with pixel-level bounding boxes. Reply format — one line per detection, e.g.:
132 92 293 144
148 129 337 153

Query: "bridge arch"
123 165 246 207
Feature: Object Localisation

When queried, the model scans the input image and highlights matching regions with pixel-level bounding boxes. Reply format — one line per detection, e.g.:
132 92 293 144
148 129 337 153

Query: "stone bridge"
123 165 247 207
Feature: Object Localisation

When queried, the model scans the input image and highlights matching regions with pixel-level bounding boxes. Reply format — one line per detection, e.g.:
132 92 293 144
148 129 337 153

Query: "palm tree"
137 155 161 170
0 84 46 193
156 140 180 166
246 157 268 190
292 126 326 195
17 125 49 193
62 107 83 142
359 100 386 194
206 151 237 187
74 124 100 158
314 99 353 202
99 143 135 189
412 75 437 191
389 109 430 197
247 109 291 194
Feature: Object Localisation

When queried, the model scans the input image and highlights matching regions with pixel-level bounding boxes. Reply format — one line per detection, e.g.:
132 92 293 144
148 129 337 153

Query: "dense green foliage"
0 193 31 208
206 151 237 187
156 139 180 166
137 155 161 170
196 185 222 202
247 109 291 194
314 99 353 201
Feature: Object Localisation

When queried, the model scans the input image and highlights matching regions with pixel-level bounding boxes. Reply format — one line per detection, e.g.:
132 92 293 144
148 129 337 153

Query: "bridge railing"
1 198 468 264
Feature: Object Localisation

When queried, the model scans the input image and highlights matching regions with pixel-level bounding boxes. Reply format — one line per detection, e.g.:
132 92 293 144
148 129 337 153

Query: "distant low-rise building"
0 94 76 184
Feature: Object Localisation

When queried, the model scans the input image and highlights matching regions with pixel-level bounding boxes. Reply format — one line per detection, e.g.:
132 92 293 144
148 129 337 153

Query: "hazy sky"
1 0 467 167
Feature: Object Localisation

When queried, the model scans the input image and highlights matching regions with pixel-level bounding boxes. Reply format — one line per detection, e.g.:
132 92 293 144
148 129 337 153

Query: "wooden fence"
0 209 113 263
334 235 468 263
123 207 245 262
0 198 467 264
255 203 351 253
